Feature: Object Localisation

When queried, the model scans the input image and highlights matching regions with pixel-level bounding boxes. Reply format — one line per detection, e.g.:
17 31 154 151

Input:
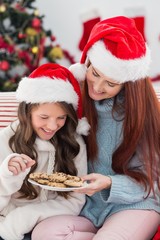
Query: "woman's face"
31 102 67 140
86 64 124 101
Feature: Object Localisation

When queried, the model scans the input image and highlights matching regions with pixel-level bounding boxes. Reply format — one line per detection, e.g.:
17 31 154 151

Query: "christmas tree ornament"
0 4 6 13
18 33 26 39
4 80 12 88
78 8 101 51
51 35 56 42
31 46 39 54
34 9 39 16
31 18 41 28
15 3 25 12
25 27 37 37
0 61 10 71
49 46 63 60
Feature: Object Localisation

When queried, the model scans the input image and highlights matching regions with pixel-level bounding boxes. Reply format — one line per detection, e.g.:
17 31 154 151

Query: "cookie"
40 173 49 179
64 179 83 187
29 172 43 180
36 179 50 185
49 172 68 183
48 182 67 188
67 174 81 182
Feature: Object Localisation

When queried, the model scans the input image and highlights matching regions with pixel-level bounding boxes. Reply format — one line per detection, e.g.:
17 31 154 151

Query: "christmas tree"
0 0 75 91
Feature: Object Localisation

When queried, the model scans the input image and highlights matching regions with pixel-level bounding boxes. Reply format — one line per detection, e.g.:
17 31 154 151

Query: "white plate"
28 179 87 192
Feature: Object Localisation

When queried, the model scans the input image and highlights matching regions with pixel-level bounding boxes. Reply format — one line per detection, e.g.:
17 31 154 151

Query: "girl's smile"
31 102 67 140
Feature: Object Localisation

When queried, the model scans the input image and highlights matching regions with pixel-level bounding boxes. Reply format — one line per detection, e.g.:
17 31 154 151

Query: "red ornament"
0 37 14 53
18 33 26 39
15 3 25 12
51 35 56 42
31 18 41 28
10 78 16 83
0 61 10 71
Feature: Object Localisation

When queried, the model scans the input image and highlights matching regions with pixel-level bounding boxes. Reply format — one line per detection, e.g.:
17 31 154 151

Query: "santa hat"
70 16 151 83
16 63 90 135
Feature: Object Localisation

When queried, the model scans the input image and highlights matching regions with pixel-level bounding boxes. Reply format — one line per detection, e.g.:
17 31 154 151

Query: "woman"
32 16 160 240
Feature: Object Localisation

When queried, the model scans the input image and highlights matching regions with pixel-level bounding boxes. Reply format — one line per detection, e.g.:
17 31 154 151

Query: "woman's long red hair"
82 77 160 195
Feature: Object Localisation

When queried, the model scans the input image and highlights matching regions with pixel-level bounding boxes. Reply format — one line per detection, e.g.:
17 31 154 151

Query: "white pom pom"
69 63 87 82
76 117 90 136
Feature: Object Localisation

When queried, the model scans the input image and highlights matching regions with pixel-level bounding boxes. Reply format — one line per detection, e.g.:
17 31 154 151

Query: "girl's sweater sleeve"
0 153 30 211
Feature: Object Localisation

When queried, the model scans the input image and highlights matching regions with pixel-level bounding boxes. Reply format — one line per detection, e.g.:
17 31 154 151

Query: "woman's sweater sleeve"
107 174 147 204
102 153 158 204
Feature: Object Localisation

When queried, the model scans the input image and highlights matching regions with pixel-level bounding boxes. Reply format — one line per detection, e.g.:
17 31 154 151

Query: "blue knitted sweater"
80 98 160 227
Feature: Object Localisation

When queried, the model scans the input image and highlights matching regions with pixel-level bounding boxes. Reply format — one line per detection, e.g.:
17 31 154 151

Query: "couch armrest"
0 92 18 130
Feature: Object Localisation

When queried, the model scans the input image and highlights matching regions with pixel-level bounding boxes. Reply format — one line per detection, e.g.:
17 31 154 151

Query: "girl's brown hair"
9 102 80 199
82 77 160 195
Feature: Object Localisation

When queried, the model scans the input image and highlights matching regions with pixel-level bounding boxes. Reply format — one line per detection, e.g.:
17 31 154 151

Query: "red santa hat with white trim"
16 63 90 135
70 15 151 83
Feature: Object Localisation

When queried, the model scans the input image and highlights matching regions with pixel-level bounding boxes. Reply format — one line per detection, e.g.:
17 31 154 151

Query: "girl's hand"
74 173 112 196
8 154 35 175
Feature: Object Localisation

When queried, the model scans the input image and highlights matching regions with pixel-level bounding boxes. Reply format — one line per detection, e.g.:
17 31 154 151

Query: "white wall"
35 0 160 78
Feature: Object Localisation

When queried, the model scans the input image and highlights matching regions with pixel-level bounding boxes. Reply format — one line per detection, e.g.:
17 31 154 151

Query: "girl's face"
86 64 124 100
31 102 67 140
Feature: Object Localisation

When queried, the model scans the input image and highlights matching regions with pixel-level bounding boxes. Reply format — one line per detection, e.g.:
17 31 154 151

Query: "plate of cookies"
28 172 86 191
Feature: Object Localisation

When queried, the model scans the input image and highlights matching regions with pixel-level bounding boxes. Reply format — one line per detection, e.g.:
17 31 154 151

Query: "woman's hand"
74 173 112 196
8 154 35 175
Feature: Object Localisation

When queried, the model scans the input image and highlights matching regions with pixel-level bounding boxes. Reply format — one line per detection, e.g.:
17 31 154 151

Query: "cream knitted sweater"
0 122 87 240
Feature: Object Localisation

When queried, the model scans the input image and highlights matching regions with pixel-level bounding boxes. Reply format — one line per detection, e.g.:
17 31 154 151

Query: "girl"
32 16 160 240
0 63 90 240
